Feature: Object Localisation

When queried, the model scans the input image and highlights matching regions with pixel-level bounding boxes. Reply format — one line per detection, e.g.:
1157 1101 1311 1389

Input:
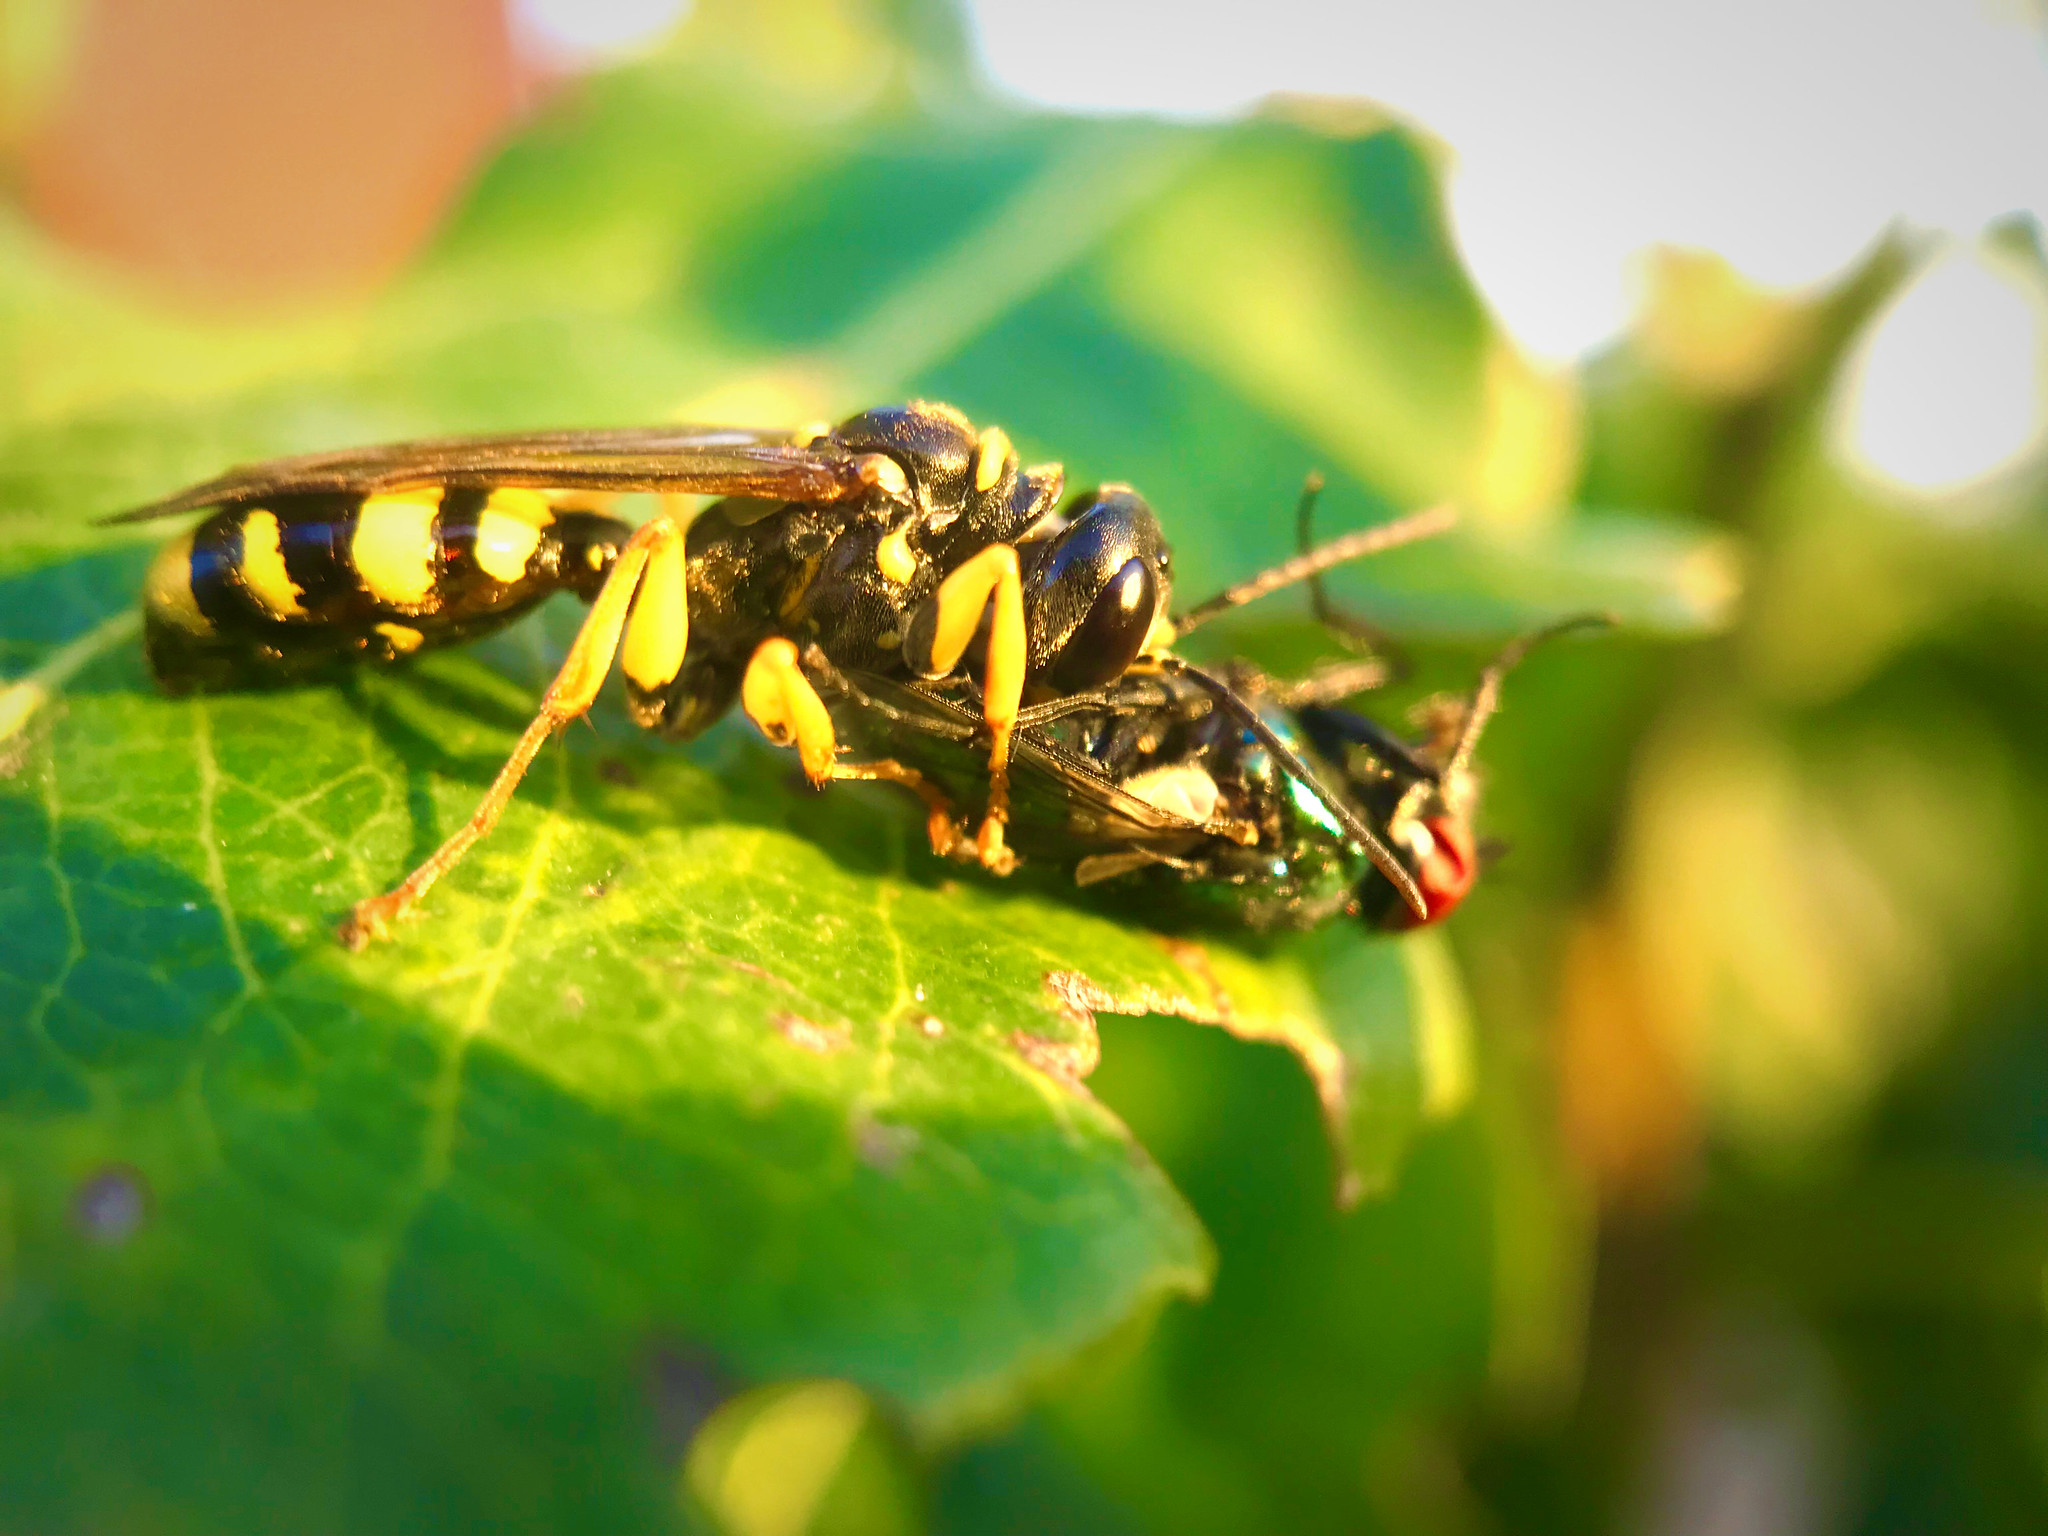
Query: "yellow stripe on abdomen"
473 488 553 583
352 490 443 606
238 509 306 618
144 529 211 634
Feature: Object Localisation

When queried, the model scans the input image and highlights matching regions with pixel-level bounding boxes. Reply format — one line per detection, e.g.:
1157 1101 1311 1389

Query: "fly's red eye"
1392 813 1477 928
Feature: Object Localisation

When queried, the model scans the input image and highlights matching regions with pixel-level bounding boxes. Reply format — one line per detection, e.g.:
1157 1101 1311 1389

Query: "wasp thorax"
832 402 976 509
832 401 1058 552
854 454 910 498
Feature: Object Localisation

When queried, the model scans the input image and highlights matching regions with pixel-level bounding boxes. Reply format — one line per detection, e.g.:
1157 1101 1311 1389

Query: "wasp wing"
100 425 866 524
812 664 1216 865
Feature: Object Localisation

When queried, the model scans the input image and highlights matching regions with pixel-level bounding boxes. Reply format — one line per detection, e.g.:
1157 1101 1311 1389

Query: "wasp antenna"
1442 611 1616 795
1161 655 1428 921
1171 502 1457 638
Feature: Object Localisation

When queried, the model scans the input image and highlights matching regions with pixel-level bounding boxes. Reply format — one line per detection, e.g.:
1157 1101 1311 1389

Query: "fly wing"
812 665 1213 861
100 426 867 524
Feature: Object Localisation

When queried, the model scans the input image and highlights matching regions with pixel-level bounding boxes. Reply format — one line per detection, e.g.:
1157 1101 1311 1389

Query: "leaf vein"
0 606 141 746
192 702 263 1003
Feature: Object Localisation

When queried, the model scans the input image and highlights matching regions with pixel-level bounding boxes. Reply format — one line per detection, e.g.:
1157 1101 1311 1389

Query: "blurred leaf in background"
1485 214 2048 1534
3 0 2044 1533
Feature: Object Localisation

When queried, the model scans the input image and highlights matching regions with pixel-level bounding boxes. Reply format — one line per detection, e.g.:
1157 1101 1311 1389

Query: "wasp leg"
907 543 1024 874
620 513 690 697
338 512 688 949
827 759 966 860
740 637 840 784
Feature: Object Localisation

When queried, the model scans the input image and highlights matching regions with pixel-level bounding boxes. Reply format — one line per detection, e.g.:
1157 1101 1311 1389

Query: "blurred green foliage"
1 0 2043 1532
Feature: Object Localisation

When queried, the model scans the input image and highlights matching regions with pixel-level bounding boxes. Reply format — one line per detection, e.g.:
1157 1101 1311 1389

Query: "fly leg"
741 643 964 855
827 760 966 860
781 644 967 859
1291 473 1404 666
338 512 690 948
904 543 1025 874
1266 655 1396 708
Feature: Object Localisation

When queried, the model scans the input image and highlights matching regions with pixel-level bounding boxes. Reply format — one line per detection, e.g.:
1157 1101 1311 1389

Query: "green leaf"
2 564 1211 1511
0 18 1724 1530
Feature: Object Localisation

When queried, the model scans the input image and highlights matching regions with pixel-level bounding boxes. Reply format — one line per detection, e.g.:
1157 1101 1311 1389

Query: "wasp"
112 400 1558 944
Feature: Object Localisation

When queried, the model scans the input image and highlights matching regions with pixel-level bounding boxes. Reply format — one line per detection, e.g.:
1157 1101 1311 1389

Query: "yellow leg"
741 637 840 785
827 759 966 860
620 521 689 693
338 513 687 949
920 542 1025 872
741 653 968 860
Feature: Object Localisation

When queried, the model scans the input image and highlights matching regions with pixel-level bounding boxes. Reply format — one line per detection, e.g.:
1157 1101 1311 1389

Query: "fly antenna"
1159 655 1428 921
1442 612 1616 805
1171 501 1457 639
1294 473 1405 668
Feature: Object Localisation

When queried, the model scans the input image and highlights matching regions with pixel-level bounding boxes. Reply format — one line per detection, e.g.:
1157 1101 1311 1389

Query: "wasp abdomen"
143 487 632 692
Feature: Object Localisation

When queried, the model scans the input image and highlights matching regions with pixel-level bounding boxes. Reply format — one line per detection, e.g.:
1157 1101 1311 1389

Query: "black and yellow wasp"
115 400 1562 946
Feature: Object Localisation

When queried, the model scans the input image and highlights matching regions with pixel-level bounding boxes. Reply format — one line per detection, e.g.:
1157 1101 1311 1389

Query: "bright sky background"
962 0 2048 361
510 0 695 63
973 0 2048 498
513 0 2048 494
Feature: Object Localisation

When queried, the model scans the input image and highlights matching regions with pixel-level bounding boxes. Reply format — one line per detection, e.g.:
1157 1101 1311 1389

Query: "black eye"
1046 556 1156 693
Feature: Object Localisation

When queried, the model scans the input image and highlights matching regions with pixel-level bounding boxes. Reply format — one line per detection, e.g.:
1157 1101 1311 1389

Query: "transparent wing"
813 665 1212 854
100 425 866 524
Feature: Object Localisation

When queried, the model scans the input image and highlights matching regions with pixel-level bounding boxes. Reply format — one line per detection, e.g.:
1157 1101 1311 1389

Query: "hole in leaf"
72 1165 148 1246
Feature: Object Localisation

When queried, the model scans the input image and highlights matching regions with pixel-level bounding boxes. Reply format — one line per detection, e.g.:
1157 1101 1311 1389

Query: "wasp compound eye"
1044 556 1156 692
1021 486 1168 692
